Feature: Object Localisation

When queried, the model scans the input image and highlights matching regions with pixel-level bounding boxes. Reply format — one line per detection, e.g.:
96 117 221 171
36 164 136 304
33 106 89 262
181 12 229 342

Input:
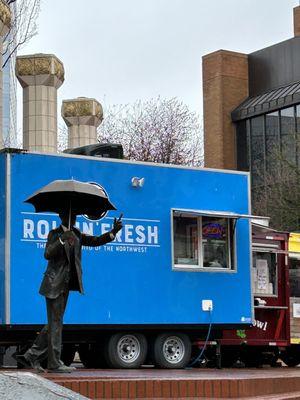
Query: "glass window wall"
280 107 296 164
238 105 300 190
250 116 265 187
265 111 279 172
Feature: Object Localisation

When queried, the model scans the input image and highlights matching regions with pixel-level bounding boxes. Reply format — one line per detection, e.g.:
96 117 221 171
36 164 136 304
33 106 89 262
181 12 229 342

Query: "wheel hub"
163 336 185 364
122 344 131 353
117 335 141 363
167 345 176 354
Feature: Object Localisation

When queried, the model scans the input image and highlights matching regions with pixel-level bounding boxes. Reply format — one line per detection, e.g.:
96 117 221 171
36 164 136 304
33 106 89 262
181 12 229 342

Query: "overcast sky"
18 0 299 127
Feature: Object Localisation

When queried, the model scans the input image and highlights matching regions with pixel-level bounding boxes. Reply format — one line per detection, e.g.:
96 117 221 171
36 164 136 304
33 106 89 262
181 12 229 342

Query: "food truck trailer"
214 224 290 367
0 149 254 369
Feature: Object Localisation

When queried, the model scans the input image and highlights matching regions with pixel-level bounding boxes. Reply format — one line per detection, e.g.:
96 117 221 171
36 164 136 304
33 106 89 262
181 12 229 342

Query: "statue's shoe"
47 364 74 373
15 354 45 373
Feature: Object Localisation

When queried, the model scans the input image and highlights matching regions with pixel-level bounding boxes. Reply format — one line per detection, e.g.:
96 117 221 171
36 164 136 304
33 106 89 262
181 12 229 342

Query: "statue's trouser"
25 291 69 369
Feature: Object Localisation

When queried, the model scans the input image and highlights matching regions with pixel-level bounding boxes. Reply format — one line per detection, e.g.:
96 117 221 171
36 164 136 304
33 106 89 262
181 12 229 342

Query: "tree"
3 129 22 147
57 123 68 152
3 0 41 68
252 146 300 232
97 97 203 167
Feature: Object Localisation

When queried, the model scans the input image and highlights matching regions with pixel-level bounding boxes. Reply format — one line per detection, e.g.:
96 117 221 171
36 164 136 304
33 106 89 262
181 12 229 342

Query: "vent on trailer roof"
64 143 123 159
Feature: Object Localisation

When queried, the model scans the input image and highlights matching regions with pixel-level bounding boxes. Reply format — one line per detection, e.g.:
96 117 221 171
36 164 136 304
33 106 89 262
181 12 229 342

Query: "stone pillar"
61 97 103 149
294 6 300 37
202 50 248 170
15 54 64 153
0 1 11 148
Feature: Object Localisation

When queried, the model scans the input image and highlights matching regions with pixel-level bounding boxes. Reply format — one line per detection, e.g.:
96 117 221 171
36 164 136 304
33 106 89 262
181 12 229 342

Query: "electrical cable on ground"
186 309 213 368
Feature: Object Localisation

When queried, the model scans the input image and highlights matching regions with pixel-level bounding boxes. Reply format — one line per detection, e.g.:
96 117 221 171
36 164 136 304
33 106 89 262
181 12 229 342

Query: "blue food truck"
0 149 253 368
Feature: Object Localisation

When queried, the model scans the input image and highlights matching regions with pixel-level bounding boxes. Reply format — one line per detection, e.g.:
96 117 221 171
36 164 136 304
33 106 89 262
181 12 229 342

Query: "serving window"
173 211 235 271
252 251 277 296
289 258 300 297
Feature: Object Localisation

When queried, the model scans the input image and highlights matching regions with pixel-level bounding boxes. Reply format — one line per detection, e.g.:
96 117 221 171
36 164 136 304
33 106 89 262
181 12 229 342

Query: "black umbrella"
25 179 116 228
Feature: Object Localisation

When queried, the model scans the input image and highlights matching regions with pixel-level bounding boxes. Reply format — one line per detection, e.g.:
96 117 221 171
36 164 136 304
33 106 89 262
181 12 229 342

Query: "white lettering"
115 245 147 253
101 223 111 234
24 219 34 238
52 221 58 230
125 225 134 243
256 320 264 329
253 319 267 331
148 226 158 244
136 225 146 244
115 230 122 242
37 220 49 239
22 216 160 249
82 222 93 235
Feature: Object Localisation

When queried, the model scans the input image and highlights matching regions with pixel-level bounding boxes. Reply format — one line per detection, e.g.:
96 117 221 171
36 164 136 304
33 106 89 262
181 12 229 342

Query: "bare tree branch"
58 97 204 167
253 143 300 231
97 97 203 167
3 127 22 148
57 123 68 152
2 0 41 68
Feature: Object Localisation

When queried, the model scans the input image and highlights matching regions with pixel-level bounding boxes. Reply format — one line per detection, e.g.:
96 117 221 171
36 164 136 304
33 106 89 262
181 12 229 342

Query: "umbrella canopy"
24 179 116 217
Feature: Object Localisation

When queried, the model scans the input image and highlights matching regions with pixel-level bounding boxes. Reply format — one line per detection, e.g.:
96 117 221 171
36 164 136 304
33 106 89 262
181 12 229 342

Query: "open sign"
203 223 225 239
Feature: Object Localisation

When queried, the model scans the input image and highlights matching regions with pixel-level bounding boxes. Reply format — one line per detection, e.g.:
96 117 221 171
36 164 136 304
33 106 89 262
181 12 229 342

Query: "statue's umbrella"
24 179 116 228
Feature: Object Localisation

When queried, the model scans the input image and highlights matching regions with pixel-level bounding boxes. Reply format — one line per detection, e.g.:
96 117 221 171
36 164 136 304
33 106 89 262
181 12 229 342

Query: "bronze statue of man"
17 211 122 373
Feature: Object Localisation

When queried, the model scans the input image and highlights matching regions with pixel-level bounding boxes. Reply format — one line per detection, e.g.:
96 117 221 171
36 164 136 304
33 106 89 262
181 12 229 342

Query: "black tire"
61 344 76 366
281 347 300 367
78 343 107 368
105 333 147 369
153 333 191 369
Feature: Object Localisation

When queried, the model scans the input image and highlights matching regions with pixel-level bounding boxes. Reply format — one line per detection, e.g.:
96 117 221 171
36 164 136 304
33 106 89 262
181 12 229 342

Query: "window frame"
252 248 278 298
171 209 237 273
288 256 300 299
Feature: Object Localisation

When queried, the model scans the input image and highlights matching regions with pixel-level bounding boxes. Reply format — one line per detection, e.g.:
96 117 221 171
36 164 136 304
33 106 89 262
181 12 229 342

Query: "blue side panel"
9 153 252 326
0 154 6 324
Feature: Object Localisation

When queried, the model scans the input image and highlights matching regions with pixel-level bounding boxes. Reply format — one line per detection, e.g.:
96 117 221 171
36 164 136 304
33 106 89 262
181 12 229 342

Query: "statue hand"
112 214 123 235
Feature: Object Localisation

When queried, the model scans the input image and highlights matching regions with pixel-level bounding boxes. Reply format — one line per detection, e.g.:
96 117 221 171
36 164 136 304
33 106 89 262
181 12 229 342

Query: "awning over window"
232 80 300 121
172 209 268 220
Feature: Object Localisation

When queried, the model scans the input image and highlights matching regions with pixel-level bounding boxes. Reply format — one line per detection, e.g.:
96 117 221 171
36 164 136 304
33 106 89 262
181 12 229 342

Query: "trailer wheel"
281 346 300 367
153 333 191 369
79 344 107 368
105 333 147 368
61 344 76 366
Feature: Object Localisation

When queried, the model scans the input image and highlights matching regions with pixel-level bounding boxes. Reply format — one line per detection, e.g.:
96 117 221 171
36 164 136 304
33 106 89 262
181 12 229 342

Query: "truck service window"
252 251 277 296
289 258 300 297
173 216 199 266
202 217 232 269
173 212 235 271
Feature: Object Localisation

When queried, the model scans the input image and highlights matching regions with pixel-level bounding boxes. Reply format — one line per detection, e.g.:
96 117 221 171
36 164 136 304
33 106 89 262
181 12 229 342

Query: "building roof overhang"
232 80 300 122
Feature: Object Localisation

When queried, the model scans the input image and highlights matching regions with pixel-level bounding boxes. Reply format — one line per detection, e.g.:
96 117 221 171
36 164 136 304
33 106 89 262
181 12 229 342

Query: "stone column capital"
16 53 64 89
0 0 11 36
62 97 103 127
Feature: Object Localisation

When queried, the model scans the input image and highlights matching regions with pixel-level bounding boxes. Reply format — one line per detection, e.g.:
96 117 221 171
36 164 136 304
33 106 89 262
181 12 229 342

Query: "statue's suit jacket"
39 226 113 299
